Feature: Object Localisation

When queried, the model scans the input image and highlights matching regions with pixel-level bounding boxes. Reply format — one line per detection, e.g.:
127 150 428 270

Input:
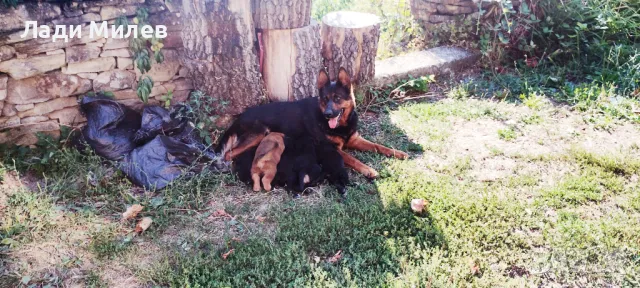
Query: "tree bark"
252 0 312 29
262 22 322 102
321 11 381 84
181 0 264 124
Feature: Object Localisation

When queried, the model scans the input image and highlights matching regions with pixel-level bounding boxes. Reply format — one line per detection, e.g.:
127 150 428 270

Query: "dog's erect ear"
317 69 330 89
337 68 351 87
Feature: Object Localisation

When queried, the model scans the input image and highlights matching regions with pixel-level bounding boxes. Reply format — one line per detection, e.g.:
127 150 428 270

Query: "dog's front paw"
364 167 379 179
391 150 409 160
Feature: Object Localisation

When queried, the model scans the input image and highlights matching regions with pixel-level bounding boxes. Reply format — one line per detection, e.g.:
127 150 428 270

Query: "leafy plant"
116 8 165 103
362 75 435 110
1 0 19 8
186 90 229 145
159 89 173 108
311 0 353 21
137 76 154 104
498 127 518 141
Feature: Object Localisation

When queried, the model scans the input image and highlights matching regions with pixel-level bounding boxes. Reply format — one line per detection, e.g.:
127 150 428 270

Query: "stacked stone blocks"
0 0 191 146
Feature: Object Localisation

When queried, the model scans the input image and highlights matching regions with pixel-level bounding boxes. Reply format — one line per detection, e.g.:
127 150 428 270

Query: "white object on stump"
181 0 263 124
262 22 322 102
253 0 312 29
321 11 381 84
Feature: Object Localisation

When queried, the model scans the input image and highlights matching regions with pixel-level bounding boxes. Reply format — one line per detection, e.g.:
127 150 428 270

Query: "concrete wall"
0 0 190 146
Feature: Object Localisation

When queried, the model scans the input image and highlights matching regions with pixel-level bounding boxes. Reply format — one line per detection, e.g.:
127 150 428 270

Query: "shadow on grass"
0 111 447 287
152 110 448 286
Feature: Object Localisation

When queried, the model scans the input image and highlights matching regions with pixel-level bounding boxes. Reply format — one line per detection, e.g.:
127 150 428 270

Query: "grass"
497 127 518 141
2 82 640 286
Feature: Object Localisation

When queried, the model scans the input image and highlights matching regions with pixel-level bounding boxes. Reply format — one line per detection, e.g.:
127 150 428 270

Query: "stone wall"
0 0 190 146
410 0 480 24
410 0 521 24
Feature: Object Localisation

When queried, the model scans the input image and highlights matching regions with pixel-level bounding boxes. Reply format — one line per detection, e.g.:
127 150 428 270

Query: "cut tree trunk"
253 0 312 29
321 11 381 84
181 0 264 124
262 22 322 101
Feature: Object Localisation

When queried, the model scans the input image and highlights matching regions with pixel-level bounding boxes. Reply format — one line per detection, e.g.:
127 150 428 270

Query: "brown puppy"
250 132 285 191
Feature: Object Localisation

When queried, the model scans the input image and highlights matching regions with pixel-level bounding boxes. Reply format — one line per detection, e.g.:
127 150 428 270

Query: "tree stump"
321 11 381 84
262 22 322 101
253 0 312 29
181 0 264 124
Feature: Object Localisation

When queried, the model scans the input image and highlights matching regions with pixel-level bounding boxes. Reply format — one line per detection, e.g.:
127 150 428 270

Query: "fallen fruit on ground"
122 204 144 221
410 198 427 213
135 217 153 233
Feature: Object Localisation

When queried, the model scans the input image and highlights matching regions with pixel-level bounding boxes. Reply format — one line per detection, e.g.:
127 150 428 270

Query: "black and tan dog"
216 68 408 179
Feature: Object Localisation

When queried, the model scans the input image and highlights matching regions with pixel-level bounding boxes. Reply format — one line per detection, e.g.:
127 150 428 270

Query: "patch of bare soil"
5 216 102 287
98 241 165 288
159 186 331 252
415 103 639 189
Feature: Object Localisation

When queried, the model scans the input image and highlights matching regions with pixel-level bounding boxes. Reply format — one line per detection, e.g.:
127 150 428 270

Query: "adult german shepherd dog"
215 68 409 178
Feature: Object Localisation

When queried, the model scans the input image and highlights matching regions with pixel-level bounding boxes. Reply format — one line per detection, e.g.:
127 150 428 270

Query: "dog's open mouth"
327 109 344 129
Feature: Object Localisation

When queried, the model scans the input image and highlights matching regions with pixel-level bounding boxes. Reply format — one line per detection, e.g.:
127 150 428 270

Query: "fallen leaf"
410 198 428 213
469 258 480 275
135 217 153 233
222 249 234 259
256 216 266 223
327 250 342 263
212 209 232 218
507 265 529 277
122 204 144 221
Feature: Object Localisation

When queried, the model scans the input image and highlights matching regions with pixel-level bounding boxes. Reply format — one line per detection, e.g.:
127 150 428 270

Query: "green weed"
1 190 57 246
498 127 518 141
89 224 134 259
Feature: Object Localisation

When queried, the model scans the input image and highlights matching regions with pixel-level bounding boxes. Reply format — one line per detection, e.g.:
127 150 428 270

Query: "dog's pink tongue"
328 117 338 129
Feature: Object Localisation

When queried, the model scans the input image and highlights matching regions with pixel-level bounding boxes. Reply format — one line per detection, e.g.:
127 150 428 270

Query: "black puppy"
233 146 257 185
233 136 349 195
275 136 349 195
315 140 349 195
232 136 324 193
273 135 325 194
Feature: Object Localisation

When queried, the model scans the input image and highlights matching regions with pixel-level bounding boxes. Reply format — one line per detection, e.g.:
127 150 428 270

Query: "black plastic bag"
79 95 141 161
134 105 202 145
133 106 172 144
120 135 219 190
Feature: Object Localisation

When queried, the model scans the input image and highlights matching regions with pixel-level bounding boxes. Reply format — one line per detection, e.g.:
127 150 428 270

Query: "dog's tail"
214 122 239 155
214 120 269 156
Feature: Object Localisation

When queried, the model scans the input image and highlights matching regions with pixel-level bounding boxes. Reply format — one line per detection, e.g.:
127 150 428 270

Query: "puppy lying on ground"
315 139 349 195
274 135 326 194
233 133 349 195
250 132 285 191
